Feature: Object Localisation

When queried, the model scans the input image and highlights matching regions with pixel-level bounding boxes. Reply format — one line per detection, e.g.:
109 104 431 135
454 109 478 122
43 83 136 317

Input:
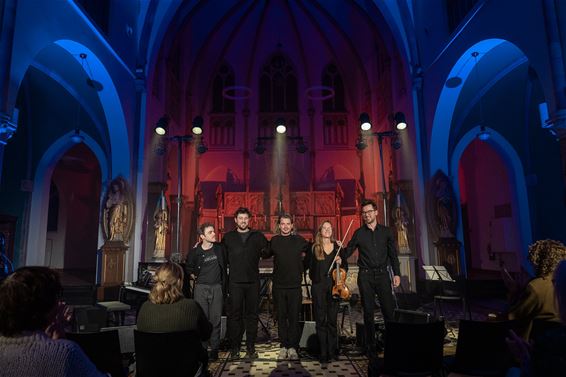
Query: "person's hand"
334 256 342 265
336 240 343 247
45 301 72 340
393 275 401 288
506 329 532 367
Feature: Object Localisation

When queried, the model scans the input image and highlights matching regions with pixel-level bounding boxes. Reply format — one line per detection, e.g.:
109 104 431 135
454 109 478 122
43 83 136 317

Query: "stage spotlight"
276 118 286 134
254 141 266 154
355 137 368 150
296 140 308 153
359 113 371 131
155 115 169 135
394 112 407 130
192 116 204 135
197 142 208 154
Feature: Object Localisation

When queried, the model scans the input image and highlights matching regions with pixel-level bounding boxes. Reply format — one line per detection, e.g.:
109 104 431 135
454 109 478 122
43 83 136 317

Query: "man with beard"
263 214 309 360
222 207 268 360
341 199 400 358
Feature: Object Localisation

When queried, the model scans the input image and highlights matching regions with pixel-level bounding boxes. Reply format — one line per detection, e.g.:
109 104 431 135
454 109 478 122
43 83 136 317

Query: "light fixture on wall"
79 53 104 92
471 51 491 141
359 113 371 131
192 116 204 135
154 115 169 135
394 112 407 130
70 128 84 144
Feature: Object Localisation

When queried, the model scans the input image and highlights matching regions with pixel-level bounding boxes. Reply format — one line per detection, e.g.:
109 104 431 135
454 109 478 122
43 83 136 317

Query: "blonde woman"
137 262 211 338
304 221 346 365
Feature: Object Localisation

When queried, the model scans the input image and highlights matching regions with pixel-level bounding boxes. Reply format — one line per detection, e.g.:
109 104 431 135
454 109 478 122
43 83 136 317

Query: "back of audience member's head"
149 262 184 305
0 266 61 337
528 239 566 278
554 260 566 323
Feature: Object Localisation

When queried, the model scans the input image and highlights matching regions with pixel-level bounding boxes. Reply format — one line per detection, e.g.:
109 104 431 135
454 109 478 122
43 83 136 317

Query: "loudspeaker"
74 306 107 333
299 321 317 349
393 309 431 323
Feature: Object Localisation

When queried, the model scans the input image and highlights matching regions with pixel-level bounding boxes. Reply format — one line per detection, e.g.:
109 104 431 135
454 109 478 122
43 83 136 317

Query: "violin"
328 219 354 301
332 262 351 300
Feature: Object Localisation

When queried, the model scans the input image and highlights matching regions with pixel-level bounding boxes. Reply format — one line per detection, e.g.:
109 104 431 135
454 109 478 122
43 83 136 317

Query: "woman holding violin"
304 220 348 364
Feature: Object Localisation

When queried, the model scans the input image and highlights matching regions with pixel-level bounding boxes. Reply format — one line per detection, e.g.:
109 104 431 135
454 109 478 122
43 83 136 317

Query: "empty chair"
450 319 514 376
66 330 125 377
433 277 471 320
134 330 207 377
383 320 446 376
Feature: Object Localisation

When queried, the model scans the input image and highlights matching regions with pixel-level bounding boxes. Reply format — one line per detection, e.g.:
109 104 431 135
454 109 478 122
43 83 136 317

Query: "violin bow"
327 219 354 275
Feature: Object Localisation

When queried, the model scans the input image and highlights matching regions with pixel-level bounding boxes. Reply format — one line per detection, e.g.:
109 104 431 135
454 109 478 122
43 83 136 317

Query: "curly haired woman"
508 239 566 339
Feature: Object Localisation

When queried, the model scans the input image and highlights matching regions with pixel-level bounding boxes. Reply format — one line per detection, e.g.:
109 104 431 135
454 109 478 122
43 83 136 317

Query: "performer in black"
185 223 226 361
263 214 309 360
222 207 268 360
304 220 347 364
341 199 400 357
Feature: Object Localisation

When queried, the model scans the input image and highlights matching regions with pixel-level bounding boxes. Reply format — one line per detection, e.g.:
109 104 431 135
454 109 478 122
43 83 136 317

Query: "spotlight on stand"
355 136 368 150
192 116 204 135
296 139 308 153
359 113 371 131
254 140 266 154
155 115 169 135
197 141 208 154
394 112 407 130
276 118 286 134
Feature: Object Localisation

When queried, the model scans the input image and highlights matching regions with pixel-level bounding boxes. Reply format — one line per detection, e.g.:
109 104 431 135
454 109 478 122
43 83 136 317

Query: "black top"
185 243 227 290
341 224 400 276
263 234 309 288
305 242 348 284
222 229 268 283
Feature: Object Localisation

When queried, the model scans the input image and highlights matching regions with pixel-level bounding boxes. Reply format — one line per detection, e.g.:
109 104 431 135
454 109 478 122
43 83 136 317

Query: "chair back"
530 318 562 341
383 320 445 375
454 319 514 376
67 330 125 377
134 330 206 377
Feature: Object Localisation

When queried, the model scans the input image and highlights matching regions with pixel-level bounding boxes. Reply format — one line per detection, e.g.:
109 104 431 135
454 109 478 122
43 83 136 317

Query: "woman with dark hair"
304 220 347 364
0 266 106 377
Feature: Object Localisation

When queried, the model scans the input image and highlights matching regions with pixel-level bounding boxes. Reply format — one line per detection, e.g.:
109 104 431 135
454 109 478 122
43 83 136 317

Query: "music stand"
422 265 454 283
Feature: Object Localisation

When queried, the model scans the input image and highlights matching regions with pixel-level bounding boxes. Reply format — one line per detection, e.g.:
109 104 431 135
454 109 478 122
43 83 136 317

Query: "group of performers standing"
185 198 400 363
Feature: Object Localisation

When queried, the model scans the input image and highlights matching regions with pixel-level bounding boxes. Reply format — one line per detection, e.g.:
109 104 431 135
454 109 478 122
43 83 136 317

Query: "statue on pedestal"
153 191 169 260
102 176 133 243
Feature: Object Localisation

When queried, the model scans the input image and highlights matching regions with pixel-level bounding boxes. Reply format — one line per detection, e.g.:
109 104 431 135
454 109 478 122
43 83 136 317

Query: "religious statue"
392 190 411 254
102 176 133 242
153 192 168 260
428 171 457 239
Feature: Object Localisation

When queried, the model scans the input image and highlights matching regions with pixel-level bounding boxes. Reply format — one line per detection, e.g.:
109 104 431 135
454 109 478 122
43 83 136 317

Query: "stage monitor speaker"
74 306 107 333
393 308 431 323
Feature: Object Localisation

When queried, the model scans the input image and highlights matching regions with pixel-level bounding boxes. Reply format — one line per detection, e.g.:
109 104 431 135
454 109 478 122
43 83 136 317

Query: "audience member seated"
506 239 566 339
136 262 212 372
507 259 566 377
0 267 107 377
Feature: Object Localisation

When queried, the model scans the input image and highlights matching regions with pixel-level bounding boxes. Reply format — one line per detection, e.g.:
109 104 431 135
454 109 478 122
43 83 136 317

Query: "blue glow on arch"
429 39 506 176
54 39 131 179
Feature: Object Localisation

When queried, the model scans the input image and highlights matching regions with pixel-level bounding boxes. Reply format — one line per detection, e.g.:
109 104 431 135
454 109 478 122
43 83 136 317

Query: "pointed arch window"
210 62 236 147
322 63 348 146
260 54 298 112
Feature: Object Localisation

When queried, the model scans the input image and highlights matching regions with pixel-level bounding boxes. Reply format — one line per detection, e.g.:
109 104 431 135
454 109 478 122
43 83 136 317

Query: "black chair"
134 330 207 377
433 277 471 320
383 320 446 376
450 319 515 377
529 318 562 341
67 330 125 377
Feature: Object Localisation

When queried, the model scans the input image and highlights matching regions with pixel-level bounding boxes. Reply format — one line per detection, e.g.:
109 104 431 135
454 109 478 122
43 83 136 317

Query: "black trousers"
311 279 339 359
228 281 259 350
273 287 302 349
357 269 395 351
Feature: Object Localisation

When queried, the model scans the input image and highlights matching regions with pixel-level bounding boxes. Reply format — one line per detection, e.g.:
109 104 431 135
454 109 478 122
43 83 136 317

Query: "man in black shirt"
342 199 400 357
263 214 309 360
222 207 268 360
186 223 226 361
